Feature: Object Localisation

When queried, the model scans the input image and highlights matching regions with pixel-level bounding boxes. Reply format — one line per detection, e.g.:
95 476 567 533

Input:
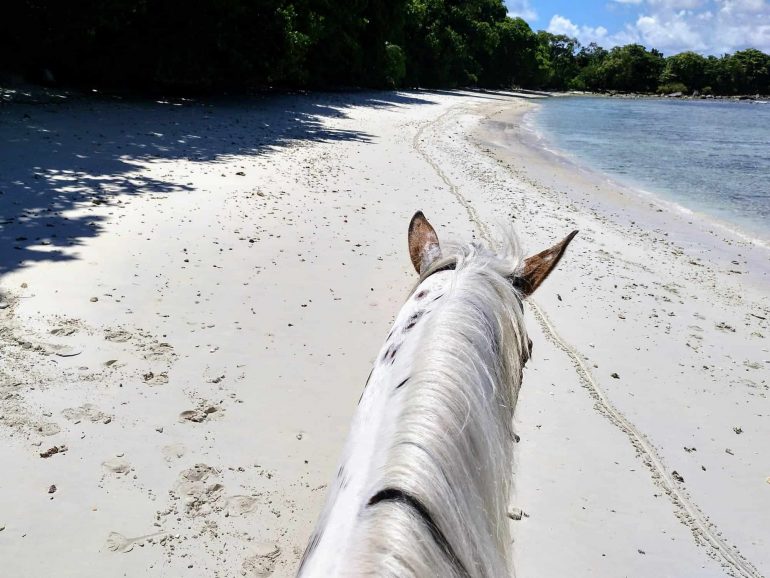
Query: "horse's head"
408 210 577 363
409 210 577 296
298 212 578 578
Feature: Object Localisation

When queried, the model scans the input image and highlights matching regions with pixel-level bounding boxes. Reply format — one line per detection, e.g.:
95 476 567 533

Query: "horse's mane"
414 229 524 289
353 234 529 577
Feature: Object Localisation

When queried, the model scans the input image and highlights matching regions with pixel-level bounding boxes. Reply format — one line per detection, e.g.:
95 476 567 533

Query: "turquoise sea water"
527 96 770 243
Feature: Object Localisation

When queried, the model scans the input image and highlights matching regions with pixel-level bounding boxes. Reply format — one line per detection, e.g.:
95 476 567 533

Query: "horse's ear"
513 231 578 297
408 211 442 274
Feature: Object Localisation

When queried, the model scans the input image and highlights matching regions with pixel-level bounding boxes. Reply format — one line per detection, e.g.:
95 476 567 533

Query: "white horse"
297 212 577 577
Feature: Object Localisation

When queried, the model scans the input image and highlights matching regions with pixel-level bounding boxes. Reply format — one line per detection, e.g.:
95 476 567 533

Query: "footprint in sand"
37 422 61 436
48 344 82 357
174 464 224 517
143 342 175 362
50 327 78 337
241 544 281 577
161 443 186 462
62 404 111 424
104 328 132 343
225 495 259 516
102 457 131 475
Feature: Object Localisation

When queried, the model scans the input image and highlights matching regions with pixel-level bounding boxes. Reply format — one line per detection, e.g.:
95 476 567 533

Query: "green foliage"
726 49 770 94
0 1 767 94
533 32 580 89
596 44 665 93
660 51 707 92
657 81 688 94
478 17 538 87
568 43 606 90
401 0 516 87
697 51 770 95
384 43 406 87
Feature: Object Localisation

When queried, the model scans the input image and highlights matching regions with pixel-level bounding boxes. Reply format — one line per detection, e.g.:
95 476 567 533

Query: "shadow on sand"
0 89 520 278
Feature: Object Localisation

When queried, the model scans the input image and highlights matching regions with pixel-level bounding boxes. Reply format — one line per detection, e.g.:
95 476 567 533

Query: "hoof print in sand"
143 371 169 385
179 403 222 423
51 345 82 358
104 328 132 343
174 464 224 517
142 342 175 362
242 544 281 577
37 422 61 437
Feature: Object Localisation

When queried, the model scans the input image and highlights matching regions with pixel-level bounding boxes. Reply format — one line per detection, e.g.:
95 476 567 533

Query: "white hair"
298 235 529 578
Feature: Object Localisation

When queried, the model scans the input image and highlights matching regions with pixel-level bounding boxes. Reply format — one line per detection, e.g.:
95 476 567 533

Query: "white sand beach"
0 89 768 577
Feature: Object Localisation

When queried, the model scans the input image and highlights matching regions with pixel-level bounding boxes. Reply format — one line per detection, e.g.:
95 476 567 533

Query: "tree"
571 42 608 90
729 49 770 94
597 44 665 92
402 0 512 87
479 16 538 87
533 31 580 89
660 51 707 93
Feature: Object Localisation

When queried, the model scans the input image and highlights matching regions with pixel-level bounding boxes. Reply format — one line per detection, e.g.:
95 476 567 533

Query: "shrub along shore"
565 90 768 101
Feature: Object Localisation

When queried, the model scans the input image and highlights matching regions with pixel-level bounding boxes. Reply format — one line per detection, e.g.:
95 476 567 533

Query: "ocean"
526 96 770 245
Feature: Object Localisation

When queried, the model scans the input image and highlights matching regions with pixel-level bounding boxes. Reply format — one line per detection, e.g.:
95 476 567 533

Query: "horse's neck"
298 273 451 577
298 266 522 577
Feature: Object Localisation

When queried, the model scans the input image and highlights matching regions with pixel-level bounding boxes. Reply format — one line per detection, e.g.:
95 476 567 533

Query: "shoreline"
551 90 770 103
522 102 770 248
473 98 770 291
0 89 768 577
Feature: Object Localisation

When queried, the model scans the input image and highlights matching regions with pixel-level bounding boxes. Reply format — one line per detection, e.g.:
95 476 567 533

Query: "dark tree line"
541 39 770 95
1 0 768 94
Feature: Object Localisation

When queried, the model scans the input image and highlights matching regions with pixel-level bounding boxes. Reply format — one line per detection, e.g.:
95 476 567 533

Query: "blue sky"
504 0 770 55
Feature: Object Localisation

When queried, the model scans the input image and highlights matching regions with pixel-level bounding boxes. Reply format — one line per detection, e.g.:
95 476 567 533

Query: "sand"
0 87 768 578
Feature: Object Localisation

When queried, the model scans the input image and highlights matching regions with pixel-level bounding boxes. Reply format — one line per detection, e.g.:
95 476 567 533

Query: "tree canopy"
1 0 768 95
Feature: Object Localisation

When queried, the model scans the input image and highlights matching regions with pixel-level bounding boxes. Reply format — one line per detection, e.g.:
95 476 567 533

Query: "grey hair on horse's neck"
297 214 576 577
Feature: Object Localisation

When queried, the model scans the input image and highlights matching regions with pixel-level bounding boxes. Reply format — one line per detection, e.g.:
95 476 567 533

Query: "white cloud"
547 15 607 43
647 0 705 8
544 0 770 54
717 0 766 13
635 12 708 52
505 0 537 21
547 15 638 47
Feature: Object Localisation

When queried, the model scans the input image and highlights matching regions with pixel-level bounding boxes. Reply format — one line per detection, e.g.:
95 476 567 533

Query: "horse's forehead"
409 271 452 301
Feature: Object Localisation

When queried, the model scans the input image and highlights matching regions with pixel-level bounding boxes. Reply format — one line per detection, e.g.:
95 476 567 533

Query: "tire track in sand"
412 101 763 578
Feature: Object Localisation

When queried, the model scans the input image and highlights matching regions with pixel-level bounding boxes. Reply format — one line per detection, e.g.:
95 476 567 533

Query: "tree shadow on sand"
0 91 438 275
0 89 507 277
